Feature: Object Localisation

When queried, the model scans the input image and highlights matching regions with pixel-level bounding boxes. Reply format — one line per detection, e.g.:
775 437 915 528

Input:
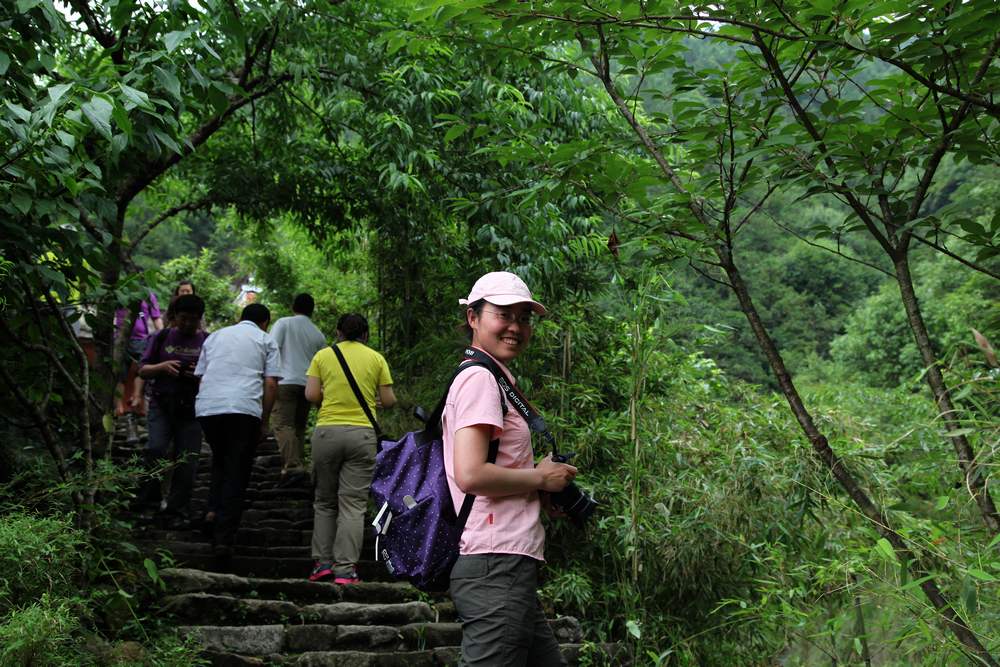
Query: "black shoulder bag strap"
148 326 170 363
331 343 383 439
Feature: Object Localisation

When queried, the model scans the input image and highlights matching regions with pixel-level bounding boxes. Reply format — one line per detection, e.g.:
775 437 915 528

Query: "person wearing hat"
443 271 577 666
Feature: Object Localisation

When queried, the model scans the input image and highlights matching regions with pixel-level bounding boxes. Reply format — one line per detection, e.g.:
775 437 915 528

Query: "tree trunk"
892 253 1000 534
718 246 998 667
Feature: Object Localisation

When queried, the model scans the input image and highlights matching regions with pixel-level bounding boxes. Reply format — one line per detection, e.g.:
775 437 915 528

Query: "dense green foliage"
2 0 999 664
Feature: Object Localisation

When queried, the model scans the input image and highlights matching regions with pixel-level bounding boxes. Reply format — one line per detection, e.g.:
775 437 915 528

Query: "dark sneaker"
277 471 309 489
211 545 233 573
156 509 191 531
199 512 216 541
309 561 334 582
334 568 360 585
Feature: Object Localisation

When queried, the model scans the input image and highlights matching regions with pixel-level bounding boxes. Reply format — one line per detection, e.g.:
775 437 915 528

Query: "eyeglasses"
482 307 536 326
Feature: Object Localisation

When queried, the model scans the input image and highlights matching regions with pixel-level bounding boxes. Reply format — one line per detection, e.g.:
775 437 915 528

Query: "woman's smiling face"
467 301 535 363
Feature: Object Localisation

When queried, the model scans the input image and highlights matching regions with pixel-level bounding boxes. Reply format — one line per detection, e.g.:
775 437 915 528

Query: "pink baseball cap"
459 271 547 315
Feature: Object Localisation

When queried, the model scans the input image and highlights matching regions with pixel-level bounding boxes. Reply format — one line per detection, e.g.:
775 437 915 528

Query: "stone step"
145 536 383 561
201 643 613 666
149 525 382 551
149 527 313 548
186 506 314 527
149 548 390 581
179 617 581 655
250 518 315 531
143 539 311 558
190 485 313 502
162 593 436 627
160 569 430 605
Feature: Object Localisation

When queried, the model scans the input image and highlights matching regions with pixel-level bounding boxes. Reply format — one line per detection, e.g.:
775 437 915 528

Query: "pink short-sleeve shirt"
442 350 545 560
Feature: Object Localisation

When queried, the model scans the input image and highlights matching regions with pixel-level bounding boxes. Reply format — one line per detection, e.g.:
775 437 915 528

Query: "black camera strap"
461 347 560 458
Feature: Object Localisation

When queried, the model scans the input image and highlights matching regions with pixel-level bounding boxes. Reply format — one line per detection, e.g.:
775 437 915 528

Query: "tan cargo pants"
272 384 310 475
310 424 376 576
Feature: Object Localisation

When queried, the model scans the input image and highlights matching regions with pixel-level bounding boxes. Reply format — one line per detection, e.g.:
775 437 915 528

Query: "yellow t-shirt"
307 341 393 427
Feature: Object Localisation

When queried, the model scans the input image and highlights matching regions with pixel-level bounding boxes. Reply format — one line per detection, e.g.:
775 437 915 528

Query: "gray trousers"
450 554 566 667
310 425 376 575
141 400 202 513
272 384 310 474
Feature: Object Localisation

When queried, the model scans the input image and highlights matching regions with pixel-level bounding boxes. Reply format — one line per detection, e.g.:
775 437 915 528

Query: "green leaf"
111 0 136 30
119 84 151 109
143 558 159 581
443 123 468 144
11 189 31 214
986 532 1000 551
0 51 11 77
151 128 182 155
626 619 641 639
112 103 132 136
163 30 190 53
968 569 996 582
934 496 949 510
963 578 979 615
17 0 42 12
5 101 31 122
56 130 75 148
154 66 182 101
81 96 113 138
48 83 73 103
899 575 934 591
220 8 247 44
874 537 896 562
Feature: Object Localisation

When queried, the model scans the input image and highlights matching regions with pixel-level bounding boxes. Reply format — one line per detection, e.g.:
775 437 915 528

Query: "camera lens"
551 482 598 527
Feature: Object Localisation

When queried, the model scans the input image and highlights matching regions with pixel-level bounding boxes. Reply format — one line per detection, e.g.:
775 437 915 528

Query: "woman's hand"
535 455 577 493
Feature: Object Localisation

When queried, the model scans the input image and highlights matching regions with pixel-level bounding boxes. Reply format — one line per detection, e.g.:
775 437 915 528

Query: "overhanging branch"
126 196 214 258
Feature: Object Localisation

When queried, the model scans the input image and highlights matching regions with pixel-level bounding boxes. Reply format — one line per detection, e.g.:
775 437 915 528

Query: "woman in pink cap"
443 271 578 666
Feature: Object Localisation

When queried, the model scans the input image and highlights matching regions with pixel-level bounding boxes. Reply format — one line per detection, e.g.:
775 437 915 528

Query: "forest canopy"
1 0 998 664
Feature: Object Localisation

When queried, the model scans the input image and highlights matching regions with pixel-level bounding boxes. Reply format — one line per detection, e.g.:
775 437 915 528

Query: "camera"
550 453 598 527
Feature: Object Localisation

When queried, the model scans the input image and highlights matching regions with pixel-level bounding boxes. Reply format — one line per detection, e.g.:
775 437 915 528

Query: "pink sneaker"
309 561 334 582
333 569 360 585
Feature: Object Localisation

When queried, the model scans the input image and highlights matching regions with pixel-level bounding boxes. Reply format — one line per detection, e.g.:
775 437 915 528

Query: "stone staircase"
128 433 615 665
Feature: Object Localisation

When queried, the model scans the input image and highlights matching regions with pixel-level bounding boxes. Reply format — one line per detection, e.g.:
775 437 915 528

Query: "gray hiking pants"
310 425 376 576
450 554 566 666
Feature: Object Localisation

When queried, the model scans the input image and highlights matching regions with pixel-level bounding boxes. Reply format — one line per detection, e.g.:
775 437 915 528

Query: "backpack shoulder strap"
455 437 499 530
422 359 506 440
428 355 509 533
331 343 382 437
147 327 170 363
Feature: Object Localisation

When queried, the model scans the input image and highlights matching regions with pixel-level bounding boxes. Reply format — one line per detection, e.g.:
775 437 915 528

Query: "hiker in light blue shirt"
270 293 327 486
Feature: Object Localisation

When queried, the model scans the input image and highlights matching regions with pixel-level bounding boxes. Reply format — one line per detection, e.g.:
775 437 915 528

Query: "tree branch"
116 72 293 207
67 0 115 49
752 32 892 252
126 196 214 257
911 234 1000 281
0 364 73 486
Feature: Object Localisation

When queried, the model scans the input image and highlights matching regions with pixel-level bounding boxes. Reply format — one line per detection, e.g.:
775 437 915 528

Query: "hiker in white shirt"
194 303 282 568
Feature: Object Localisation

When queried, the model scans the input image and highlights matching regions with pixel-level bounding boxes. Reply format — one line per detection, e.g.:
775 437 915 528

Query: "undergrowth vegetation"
0 463 206 666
